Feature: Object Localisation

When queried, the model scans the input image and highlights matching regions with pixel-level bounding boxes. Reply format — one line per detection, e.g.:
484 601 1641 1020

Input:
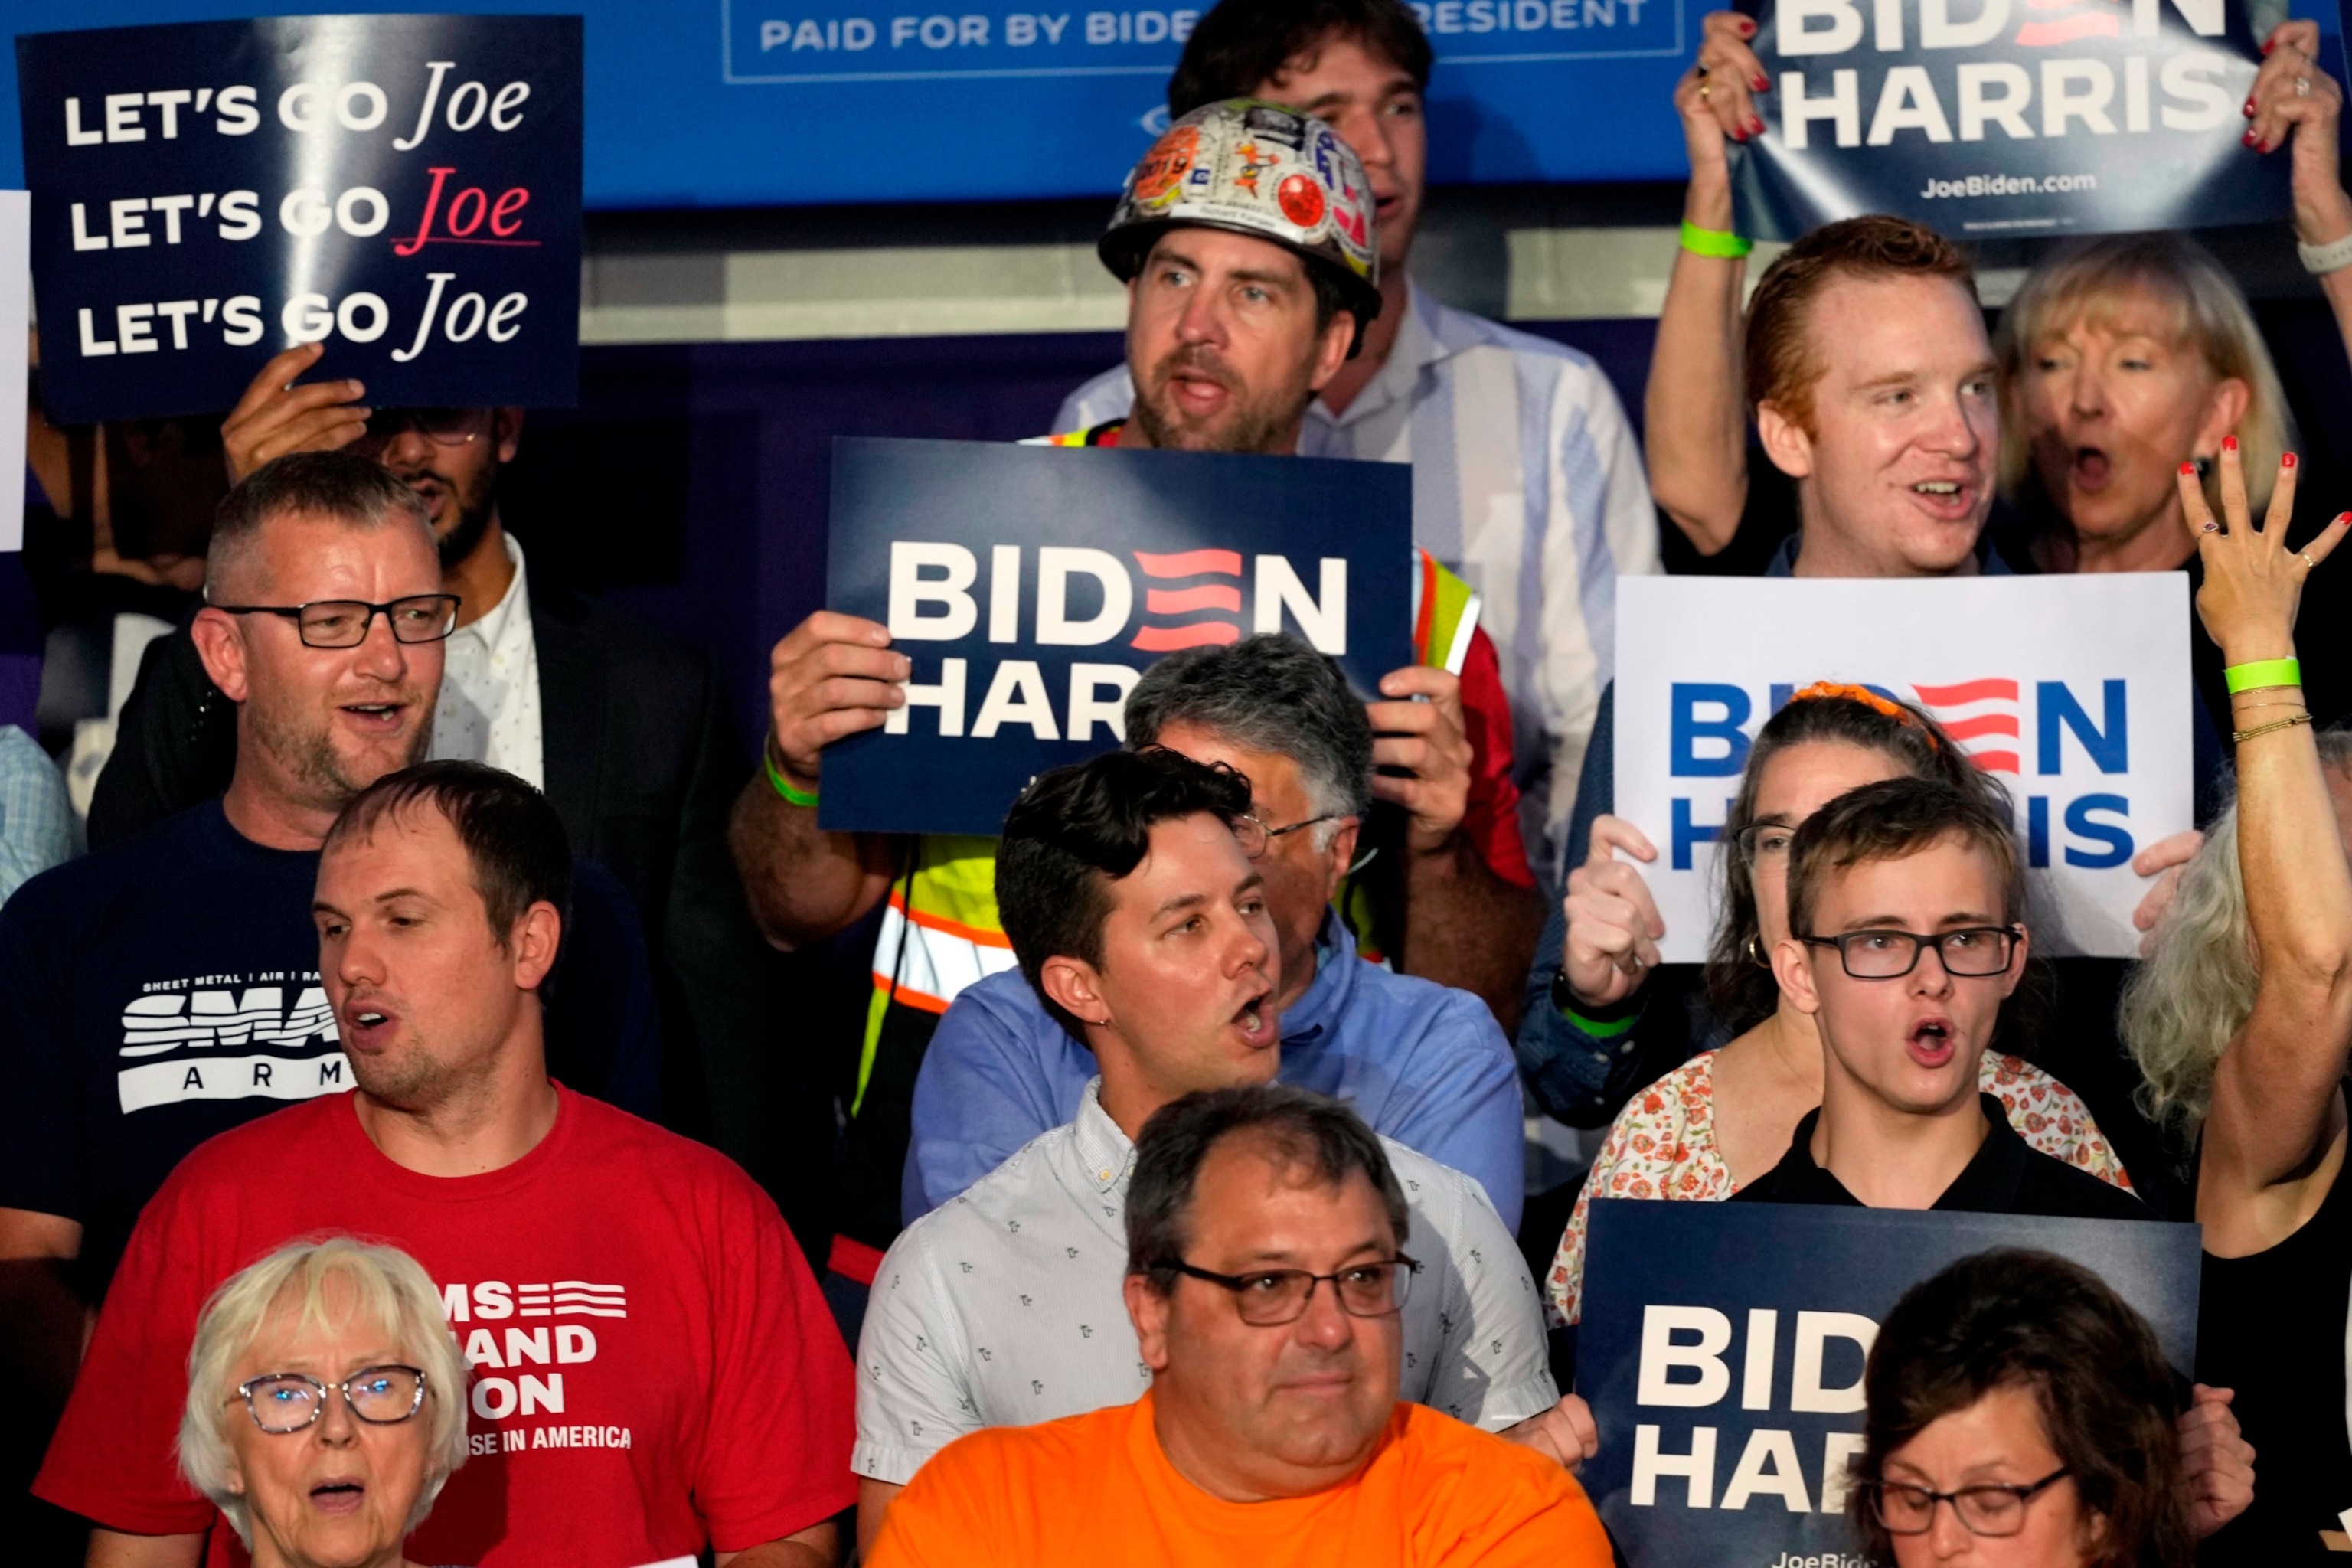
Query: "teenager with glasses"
854 747 1583 1557
175 1236 467 1568
1851 1248 2213 1568
866 1083 1615 1567
1540 687 2128 1330
1728 773 2151 1220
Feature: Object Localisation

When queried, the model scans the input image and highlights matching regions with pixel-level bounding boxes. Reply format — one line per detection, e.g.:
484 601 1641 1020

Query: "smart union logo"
880 540 1344 743
1668 678 2133 871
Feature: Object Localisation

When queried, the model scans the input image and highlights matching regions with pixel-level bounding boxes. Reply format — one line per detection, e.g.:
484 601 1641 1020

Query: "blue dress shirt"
903 910 1526 1233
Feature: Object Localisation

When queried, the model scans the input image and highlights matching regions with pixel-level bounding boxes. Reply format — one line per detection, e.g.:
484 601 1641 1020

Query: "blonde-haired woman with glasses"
178 1235 468 1568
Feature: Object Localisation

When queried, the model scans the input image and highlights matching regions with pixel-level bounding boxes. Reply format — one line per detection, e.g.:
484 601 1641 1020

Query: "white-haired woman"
2120 449 2352 1557
178 1236 468 1568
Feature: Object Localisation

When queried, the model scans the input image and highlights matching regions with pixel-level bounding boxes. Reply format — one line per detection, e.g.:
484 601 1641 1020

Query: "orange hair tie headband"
1786 681 1939 750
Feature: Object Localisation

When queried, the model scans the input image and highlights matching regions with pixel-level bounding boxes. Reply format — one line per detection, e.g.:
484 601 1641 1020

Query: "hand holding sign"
1677 11 1768 165
1563 817 1666 1011
220 342 368 482
765 612 910 792
1367 665 1473 856
2248 20 2352 247
2177 1383 2256 1537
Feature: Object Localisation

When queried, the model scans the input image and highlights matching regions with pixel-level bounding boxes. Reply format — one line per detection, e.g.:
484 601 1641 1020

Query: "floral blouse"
1544 1050 2133 1326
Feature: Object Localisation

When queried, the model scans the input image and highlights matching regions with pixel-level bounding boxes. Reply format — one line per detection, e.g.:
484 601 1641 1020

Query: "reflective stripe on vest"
856 834 1014 1114
1411 549 1481 678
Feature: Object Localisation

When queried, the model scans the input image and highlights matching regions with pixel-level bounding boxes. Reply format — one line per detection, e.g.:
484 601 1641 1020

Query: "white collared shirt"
851 1076 1557 1486
1056 283 1663 868
430 533 544 789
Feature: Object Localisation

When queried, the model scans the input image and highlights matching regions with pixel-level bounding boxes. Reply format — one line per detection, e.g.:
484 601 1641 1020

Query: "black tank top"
2198 1144 2352 1563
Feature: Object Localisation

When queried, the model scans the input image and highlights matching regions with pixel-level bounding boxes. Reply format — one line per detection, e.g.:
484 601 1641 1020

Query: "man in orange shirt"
867 1083 1614 1566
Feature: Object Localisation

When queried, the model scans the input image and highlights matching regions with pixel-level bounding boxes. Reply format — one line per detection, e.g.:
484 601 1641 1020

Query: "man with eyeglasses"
851 747 1589 1557
905 635 1523 1235
866 1081 1612 1566
37 760 853 1568
1730 776 2149 1220
0 457 658 1398
85 342 776 1206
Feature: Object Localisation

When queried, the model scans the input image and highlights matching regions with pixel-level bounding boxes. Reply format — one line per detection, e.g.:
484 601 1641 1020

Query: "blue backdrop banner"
2 0 1697 206
1576 1199 2203 1568
1729 0 2295 240
822 435 1412 835
16 13 583 423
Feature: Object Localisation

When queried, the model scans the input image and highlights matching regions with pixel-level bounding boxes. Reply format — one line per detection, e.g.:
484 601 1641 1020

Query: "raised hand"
2176 439 2342 668
220 342 370 483
1560 815 1667 1011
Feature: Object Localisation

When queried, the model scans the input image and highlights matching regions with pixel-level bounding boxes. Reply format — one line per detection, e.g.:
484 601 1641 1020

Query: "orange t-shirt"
867 1393 1615 1567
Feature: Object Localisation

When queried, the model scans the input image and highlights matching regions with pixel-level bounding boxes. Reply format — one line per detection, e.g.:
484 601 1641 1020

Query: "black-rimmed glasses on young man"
1799 926 2022 980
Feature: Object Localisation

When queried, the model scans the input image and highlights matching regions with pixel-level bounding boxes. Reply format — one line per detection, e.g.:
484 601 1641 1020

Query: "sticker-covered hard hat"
1100 99 1381 327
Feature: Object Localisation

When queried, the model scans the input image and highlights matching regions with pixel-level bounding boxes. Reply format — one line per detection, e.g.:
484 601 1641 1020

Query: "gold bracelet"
2232 697 2310 713
2233 712 2316 744
2230 683 2304 699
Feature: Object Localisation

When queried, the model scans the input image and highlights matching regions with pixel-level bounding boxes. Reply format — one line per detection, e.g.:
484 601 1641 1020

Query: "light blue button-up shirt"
904 910 1526 1233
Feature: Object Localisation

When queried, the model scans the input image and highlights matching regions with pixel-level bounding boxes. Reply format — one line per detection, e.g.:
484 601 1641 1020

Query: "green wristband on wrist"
2224 657 2302 694
1680 220 1753 260
763 739 819 808
1560 1003 1640 1038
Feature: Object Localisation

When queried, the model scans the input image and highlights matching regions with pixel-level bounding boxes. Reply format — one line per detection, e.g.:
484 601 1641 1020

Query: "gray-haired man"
902 634 1524 1233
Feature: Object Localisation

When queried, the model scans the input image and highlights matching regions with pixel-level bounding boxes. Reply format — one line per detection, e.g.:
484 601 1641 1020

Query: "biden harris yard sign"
1577 1200 2202 1568
16 14 582 423
822 437 1414 836
1612 574 2194 959
1726 0 2292 240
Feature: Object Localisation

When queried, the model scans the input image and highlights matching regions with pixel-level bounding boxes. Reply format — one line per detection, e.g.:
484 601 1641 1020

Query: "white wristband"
2298 230 2352 276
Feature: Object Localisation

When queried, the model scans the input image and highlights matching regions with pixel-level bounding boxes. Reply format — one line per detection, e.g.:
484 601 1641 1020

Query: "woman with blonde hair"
178 1235 469 1568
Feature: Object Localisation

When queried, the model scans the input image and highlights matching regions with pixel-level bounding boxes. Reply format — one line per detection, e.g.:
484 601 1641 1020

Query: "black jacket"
87 578 778 1173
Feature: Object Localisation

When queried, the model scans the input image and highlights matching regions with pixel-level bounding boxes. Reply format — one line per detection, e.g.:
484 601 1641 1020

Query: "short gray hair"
208 452 432 599
2121 729 2352 1139
179 1235 468 1547
1125 635 1374 848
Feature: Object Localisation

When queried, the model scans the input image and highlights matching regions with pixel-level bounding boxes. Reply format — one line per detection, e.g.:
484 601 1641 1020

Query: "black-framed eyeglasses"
350 407 490 456
1800 925 2022 980
1868 1466 2072 1537
233 1365 428 1433
1232 811 1341 860
211 595 462 649
1156 1253 1419 1325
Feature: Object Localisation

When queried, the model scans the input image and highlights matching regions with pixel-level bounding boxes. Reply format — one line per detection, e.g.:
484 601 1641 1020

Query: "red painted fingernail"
1753 73 1770 90
2244 129 2260 145
2263 38 2275 53
1749 115 1766 135
1737 16 1755 31
2284 451 2298 469
2180 461 2198 475
1731 126 1747 141
2224 435 2239 452
2245 98 2259 116
2337 511 2350 526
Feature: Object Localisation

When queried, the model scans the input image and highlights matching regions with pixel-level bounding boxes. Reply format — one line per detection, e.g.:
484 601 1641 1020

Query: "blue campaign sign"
822 436 1412 836
1576 1199 2203 1568
1730 0 2293 240
0 1 1697 207
15 15 582 423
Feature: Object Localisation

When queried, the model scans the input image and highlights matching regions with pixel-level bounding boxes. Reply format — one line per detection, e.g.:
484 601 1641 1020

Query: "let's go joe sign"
1612 575 2194 959
16 13 582 422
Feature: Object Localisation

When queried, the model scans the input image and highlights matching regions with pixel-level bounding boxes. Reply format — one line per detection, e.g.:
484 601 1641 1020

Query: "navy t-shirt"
0 799 661 1295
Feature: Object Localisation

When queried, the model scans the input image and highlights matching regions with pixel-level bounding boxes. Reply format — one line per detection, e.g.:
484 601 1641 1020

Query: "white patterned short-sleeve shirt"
1544 1050 2133 1327
853 1077 1559 1486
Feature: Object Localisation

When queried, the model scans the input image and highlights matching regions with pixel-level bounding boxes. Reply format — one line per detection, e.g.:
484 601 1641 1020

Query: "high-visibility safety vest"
828 425 1481 1271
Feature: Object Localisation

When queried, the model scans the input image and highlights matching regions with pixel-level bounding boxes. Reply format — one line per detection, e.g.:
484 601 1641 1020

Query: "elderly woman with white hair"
178 1235 468 1568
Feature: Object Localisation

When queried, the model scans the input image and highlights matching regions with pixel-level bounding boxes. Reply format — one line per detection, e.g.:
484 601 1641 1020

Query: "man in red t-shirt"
38 762 854 1568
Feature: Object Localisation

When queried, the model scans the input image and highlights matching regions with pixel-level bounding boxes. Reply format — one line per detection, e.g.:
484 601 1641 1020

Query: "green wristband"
1561 1004 1640 1039
2224 658 2302 694
764 747 820 808
1680 220 1753 260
